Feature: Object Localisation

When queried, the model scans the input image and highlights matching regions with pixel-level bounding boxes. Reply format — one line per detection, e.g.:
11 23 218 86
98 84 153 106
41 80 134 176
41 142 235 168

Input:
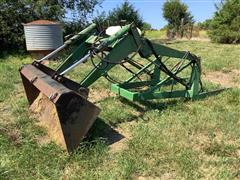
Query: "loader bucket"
19 62 101 152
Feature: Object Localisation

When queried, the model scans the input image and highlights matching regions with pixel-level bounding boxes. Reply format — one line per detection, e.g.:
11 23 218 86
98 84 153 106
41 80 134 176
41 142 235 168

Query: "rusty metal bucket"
19 62 101 152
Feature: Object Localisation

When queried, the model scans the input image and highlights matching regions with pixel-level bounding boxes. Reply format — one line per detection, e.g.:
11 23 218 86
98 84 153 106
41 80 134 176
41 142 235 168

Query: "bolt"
49 92 58 101
30 76 38 83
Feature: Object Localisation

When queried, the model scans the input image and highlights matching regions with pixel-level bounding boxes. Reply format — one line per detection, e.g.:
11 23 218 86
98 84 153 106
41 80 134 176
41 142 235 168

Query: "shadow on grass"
116 88 227 124
0 50 28 60
86 118 125 146
196 88 228 100
78 88 227 150
91 97 186 127
117 97 180 123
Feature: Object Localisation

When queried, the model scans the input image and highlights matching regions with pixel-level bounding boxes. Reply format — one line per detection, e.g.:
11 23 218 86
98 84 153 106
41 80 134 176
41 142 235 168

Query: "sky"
93 0 221 29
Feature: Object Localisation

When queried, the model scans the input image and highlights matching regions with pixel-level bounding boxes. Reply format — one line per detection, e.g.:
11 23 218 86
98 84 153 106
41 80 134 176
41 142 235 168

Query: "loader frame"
53 23 204 101
19 23 212 152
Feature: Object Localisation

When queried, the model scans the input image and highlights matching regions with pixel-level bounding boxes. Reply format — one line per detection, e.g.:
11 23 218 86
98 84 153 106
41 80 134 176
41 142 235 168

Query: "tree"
163 0 194 38
142 22 152 31
208 0 240 44
197 19 212 30
107 1 144 29
0 0 101 50
92 11 109 30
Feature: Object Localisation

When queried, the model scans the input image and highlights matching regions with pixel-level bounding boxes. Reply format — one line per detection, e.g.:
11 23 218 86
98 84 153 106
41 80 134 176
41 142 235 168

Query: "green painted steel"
44 23 204 102
65 23 97 45
97 24 132 50
56 42 91 73
80 34 138 87
20 23 220 153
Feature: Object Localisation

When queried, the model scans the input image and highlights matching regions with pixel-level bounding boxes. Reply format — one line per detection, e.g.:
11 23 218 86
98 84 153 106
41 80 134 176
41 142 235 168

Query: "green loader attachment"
20 23 205 152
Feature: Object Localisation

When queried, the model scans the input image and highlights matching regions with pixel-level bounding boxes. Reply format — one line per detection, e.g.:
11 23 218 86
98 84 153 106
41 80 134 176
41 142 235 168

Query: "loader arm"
80 34 138 87
19 23 205 153
56 23 98 73
68 24 202 100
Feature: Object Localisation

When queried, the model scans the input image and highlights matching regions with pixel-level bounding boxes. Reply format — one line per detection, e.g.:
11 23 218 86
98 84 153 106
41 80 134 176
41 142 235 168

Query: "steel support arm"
56 24 98 73
65 23 97 45
80 35 138 87
149 41 198 61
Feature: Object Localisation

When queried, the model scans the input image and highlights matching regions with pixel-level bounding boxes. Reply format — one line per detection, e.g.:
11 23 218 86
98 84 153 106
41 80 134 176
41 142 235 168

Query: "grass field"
0 37 240 179
145 29 209 40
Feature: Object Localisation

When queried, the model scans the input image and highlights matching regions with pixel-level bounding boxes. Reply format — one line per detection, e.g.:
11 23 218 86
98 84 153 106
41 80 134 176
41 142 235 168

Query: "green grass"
145 30 167 39
0 40 240 179
198 30 209 39
145 29 209 39
165 41 240 71
146 30 240 71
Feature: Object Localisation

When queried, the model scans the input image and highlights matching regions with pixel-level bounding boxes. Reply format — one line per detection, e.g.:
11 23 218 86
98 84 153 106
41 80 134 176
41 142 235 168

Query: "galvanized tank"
23 20 63 51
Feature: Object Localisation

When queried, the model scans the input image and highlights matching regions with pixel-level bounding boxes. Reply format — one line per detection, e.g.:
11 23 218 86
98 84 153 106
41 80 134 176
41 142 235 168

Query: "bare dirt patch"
88 89 116 103
109 126 132 153
136 173 177 180
107 121 137 153
190 131 239 179
137 176 160 180
7 128 22 146
178 37 210 42
203 69 240 88
190 130 238 155
0 125 22 146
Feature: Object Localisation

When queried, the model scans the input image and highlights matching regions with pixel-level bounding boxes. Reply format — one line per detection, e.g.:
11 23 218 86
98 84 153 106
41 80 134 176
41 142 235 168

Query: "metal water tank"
23 20 63 51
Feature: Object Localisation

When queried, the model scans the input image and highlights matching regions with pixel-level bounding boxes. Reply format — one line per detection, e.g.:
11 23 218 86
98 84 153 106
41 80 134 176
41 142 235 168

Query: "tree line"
0 0 239 51
163 0 239 44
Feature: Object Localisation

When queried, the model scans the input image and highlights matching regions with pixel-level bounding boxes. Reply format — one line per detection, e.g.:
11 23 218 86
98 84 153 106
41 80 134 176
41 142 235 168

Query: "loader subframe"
20 23 205 152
